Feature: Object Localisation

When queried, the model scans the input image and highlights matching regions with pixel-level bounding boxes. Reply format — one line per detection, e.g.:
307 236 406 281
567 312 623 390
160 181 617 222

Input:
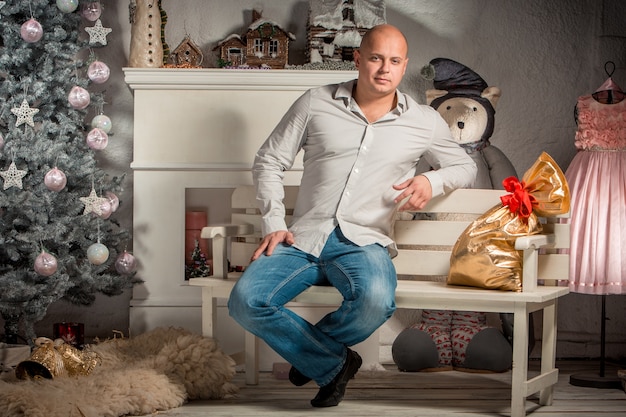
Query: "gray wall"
6 0 625 359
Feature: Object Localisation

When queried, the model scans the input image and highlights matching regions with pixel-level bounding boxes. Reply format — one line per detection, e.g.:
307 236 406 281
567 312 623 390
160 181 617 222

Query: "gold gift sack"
15 337 101 380
447 152 570 291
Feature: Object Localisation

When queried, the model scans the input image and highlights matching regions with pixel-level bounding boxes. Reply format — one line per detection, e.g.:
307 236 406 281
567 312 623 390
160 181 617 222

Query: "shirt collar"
334 80 407 114
335 80 356 103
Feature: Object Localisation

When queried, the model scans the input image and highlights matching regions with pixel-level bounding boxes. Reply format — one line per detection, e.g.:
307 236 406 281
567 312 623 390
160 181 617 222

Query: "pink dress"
565 95 626 294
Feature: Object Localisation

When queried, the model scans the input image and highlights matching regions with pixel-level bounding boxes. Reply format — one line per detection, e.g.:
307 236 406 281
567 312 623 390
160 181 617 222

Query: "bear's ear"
481 86 501 108
426 89 448 105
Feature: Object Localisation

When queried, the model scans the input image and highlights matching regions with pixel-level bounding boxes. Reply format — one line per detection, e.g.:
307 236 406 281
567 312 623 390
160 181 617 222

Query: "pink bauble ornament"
91 114 112 133
87 242 109 265
96 199 112 219
44 167 67 192
81 1 102 21
87 60 110 84
115 251 137 275
68 86 90 109
57 0 79 13
34 251 58 276
86 128 108 150
21 19 43 43
105 191 119 212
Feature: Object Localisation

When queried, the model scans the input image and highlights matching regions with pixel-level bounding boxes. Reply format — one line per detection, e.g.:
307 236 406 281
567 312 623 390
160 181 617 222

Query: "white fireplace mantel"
124 68 357 349
124 67 357 91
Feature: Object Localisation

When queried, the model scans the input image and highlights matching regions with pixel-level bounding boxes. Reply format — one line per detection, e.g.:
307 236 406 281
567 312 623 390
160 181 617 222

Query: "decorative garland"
257 22 276 39
159 0 170 64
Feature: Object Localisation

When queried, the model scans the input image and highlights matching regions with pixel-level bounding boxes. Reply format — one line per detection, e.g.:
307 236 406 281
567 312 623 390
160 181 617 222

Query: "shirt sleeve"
252 90 311 236
419 111 478 196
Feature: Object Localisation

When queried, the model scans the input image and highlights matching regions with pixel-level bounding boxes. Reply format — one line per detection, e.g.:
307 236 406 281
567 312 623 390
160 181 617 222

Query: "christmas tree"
185 239 211 279
0 1 137 344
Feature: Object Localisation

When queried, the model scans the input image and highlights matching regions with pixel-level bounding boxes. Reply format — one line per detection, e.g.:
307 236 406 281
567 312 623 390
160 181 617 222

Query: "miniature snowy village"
177 0 386 70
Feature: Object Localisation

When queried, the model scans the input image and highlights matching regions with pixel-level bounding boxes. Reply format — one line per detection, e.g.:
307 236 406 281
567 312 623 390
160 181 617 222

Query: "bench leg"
201 287 260 384
353 329 382 370
200 287 217 338
244 331 259 385
539 302 558 406
510 305 529 417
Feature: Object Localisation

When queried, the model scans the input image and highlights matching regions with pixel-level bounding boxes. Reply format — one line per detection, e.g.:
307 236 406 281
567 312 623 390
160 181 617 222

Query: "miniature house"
214 34 246 67
308 0 386 63
215 9 295 69
168 35 203 67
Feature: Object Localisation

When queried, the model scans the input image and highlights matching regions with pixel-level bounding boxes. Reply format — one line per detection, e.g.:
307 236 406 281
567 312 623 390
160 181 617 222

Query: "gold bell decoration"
15 337 101 380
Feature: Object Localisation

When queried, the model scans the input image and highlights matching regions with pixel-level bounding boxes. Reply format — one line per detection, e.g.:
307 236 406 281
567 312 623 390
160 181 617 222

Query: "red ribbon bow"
500 176 536 219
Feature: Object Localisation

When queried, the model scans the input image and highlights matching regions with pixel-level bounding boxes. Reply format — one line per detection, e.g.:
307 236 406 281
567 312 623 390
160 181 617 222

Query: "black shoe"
288 366 312 386
310 349 362 408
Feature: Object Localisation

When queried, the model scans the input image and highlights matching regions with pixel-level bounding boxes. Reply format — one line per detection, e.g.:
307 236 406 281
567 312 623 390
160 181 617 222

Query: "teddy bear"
392 58 520 373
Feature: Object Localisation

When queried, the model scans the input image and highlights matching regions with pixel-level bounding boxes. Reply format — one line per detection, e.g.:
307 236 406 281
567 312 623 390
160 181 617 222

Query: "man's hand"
393 175 433 211
251 230 295 261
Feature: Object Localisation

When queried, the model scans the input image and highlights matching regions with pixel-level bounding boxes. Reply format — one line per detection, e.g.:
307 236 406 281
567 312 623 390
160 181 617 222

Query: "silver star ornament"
11 99 39 128
80 187 108 215
0 161 28 190
85 19 112 46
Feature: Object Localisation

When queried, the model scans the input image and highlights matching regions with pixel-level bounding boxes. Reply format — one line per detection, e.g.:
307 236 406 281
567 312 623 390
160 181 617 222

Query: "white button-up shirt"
253 80 477 257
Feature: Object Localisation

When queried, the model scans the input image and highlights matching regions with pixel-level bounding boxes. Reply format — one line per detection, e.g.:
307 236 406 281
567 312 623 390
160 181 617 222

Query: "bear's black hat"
429 58 488 96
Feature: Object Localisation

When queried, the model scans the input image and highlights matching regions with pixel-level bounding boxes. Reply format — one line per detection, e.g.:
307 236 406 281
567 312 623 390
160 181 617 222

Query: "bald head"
359 24 408 57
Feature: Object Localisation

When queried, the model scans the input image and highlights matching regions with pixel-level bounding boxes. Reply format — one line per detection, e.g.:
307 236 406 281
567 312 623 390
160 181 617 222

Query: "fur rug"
0 327 238 417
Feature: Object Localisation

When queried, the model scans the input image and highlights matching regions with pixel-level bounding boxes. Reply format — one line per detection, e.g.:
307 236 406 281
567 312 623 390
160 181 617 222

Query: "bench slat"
215 251 571 287
417 189 505 214
231 241 257 267
537 253 570 281
294 282 570 307
543 223 570 248
394 220 471 246
191 277 569 311
393 249 451 276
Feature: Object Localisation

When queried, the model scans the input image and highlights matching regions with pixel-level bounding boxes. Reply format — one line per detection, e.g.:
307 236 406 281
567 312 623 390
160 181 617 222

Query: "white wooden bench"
190 185 570 417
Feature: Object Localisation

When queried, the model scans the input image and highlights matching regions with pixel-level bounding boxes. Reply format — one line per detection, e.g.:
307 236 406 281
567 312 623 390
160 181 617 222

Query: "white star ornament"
80 187 108 215
11 99 39 128
85 19 112 46
0 161 28 190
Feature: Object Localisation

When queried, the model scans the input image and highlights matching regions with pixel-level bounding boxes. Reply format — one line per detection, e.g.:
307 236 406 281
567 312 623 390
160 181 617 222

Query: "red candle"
53 322 84 349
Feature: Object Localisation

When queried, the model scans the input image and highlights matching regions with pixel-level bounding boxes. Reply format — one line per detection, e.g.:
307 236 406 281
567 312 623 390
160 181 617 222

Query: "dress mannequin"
567 61 625 294
566 61 625 389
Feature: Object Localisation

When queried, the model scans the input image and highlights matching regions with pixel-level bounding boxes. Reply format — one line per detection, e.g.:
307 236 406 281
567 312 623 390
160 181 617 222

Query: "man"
228 24 477 407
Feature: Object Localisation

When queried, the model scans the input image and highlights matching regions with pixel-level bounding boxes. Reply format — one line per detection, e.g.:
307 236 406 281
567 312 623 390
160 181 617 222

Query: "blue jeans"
228 227 397 386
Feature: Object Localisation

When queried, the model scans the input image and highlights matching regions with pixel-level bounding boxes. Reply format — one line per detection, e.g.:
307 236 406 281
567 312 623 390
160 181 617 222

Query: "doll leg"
391 310 453 371
452 311 512 372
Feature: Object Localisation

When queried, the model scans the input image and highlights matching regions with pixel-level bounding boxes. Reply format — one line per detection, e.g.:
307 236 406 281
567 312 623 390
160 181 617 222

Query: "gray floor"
143 360 626 417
